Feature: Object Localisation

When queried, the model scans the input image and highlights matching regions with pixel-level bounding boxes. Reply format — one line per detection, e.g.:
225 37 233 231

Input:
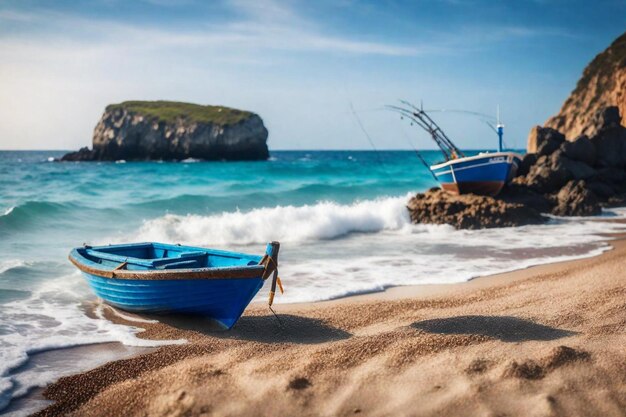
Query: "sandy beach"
29 235 626 417
2 4 625 416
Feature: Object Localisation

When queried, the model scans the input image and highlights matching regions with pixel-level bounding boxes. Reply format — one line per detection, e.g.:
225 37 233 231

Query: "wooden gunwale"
69 253 265 281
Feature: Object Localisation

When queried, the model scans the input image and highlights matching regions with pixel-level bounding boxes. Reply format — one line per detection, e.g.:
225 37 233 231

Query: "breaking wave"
133 194 413 245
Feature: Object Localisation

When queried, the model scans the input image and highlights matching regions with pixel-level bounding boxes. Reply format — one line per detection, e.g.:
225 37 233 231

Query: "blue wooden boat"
388 101 522 196
69 241 281 329
430 151 522 195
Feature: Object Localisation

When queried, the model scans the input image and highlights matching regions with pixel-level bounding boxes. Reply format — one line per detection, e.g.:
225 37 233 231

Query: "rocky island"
408 31 626 229
62 101 269 161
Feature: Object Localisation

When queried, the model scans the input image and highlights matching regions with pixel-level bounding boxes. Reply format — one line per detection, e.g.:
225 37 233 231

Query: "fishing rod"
427 108 499 133
393 102 463 157
349 102 436 181
423 107 513 150
348 101 392 176
386 106 449 155
398 100 466 158
349 102 380 154
423 108 496 121
387 103 465 161
398 126 439 182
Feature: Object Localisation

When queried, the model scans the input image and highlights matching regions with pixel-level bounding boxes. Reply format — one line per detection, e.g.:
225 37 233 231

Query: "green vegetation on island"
106 101 253 125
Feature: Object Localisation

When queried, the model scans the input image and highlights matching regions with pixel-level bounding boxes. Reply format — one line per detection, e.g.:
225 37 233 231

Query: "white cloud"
0 1 579 149
0 3 430 57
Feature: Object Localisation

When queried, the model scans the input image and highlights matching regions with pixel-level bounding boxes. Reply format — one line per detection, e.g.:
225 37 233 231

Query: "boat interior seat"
179 251 206 258
158 259 202 270
85 248 208 268
152 252 207 267
85 249 153 267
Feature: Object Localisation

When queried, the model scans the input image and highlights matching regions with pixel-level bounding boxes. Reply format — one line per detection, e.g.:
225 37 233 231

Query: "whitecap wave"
120 198 626 307
122 201 626 307
0 260 26 275
133 194 413 245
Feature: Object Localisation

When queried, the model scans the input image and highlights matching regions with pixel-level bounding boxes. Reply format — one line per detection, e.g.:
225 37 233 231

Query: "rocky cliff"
539 31 626 142
62 101 269 161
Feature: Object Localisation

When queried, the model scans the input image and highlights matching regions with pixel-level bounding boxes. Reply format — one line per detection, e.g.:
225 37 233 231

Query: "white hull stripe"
430 151 523 170
436 159 510 174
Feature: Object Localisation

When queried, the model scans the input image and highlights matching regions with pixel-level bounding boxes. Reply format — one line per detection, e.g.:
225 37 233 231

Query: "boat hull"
82 272 264 329
440 180 506 196
430 152 522 196
69 242 279 329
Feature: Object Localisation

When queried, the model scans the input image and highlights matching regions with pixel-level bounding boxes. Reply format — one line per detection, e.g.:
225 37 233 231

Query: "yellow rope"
263 256 284 306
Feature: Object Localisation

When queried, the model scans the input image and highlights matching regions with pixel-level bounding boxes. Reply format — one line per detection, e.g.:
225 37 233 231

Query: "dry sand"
33 238 626 417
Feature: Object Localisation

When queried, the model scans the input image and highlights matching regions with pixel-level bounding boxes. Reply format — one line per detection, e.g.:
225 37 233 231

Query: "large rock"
526 153 571 193
586 181 616 199
62 101 269 161
500 180 554 213
516 153 537 177
590 106 622 133
589 108 626 168
560 135 596 165
406 189 545 229
527 126 565 155
526 148 597 194
543 31 626 139
552 180 601 217
596 167 626 187
551 150 596 180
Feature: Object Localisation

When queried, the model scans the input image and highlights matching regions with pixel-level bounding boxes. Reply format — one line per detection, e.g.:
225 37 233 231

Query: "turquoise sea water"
1 149 625 413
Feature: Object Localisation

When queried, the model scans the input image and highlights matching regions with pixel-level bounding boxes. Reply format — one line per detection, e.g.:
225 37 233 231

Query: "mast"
496 105 504 152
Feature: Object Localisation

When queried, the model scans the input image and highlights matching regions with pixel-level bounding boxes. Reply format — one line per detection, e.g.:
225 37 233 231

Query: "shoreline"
25 233 626 416
1 343 154 417
279 239 619 309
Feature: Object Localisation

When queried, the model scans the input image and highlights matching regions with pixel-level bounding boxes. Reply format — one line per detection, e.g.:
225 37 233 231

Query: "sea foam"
134 194 413 245
0 271 184 411
125 200 626 306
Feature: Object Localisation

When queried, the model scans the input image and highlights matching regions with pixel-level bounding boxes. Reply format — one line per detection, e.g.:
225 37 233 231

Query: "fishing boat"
389 101 522 196
69 241 282 329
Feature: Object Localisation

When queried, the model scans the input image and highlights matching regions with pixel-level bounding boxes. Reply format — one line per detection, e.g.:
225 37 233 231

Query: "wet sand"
33 238 626 417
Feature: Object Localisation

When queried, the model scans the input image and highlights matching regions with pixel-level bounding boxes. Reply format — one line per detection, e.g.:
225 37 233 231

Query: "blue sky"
0 0 624 150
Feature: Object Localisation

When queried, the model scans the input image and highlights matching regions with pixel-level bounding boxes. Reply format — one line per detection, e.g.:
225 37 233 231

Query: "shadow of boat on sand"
412 315 576 342
152 312 352 344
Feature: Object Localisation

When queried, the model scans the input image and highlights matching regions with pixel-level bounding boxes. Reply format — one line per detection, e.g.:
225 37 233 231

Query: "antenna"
496 105 504 152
